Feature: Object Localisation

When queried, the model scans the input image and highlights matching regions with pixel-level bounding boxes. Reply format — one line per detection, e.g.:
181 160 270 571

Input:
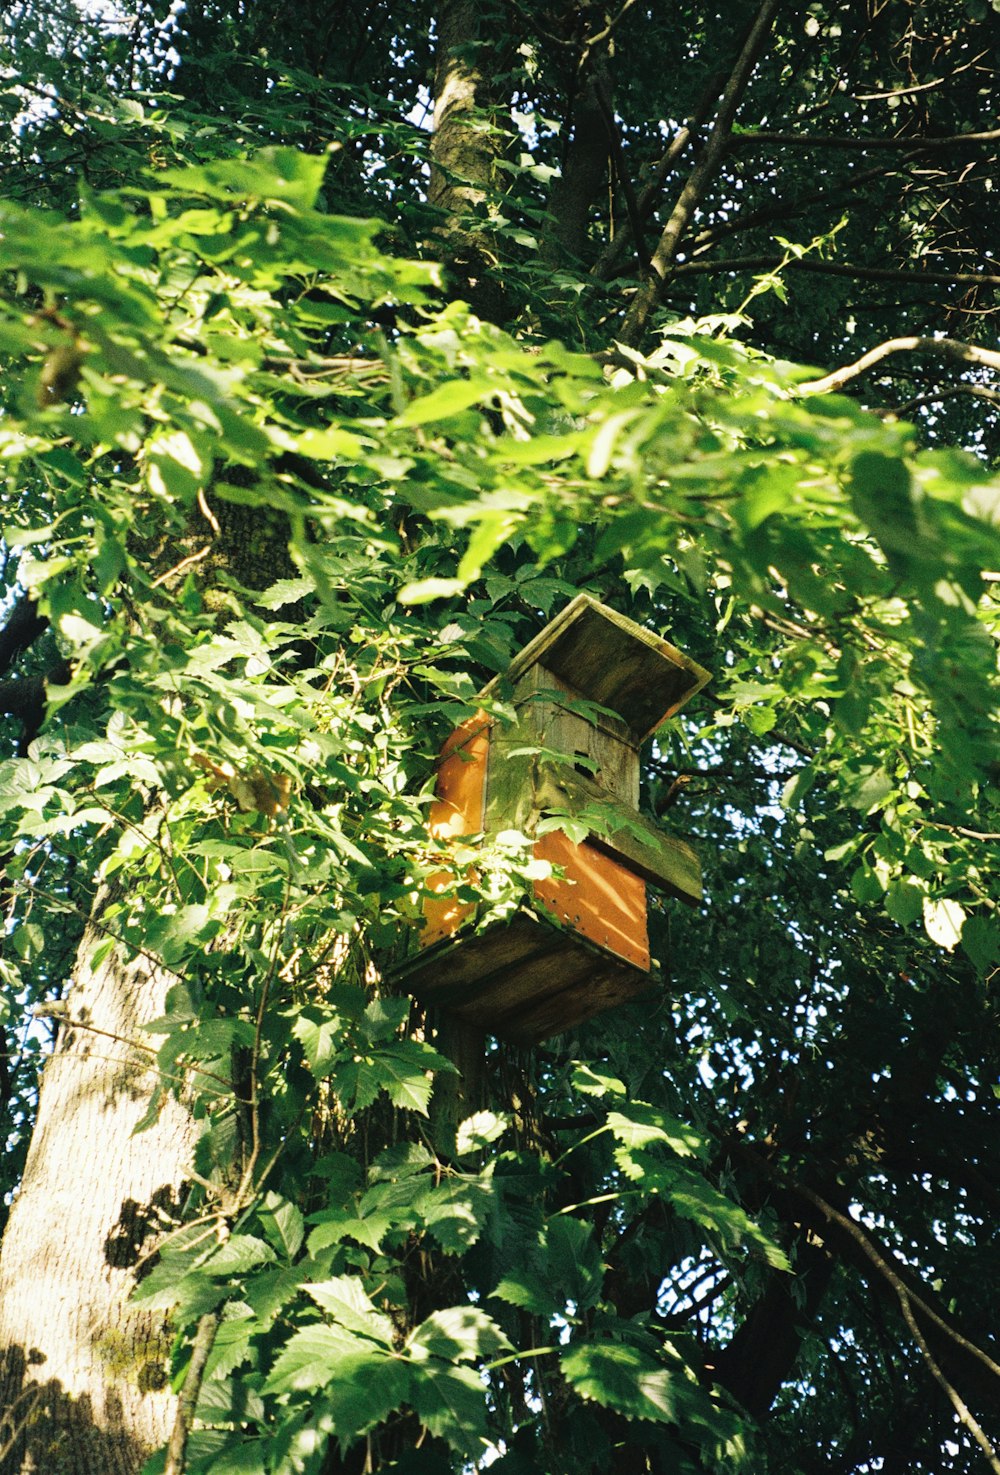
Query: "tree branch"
898 1289 1000 1475
593 76 651 271
164 1309 221 1475
669 255 1000 291
617 0 783 346
891 383 1000 417
591 63 730 282
730 127 1000 153
795 336 1000 397
796 1184 1000 1386
0 596 47 678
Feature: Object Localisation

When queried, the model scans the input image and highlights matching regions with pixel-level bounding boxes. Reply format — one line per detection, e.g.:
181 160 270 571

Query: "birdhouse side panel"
508 663 639 807
423 714 490 947
532 828 650 971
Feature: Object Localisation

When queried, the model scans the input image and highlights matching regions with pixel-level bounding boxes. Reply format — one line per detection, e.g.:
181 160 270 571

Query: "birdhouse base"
397 908 655 1047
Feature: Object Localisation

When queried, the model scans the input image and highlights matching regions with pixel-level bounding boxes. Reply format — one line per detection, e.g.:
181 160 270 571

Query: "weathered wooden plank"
530 764 702 905
397 909 653 1045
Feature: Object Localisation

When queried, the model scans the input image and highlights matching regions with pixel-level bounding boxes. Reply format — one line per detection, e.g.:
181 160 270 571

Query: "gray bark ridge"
0 894 199 1475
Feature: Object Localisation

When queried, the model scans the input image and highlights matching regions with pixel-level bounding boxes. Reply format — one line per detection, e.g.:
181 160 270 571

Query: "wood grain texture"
400 909 653 1045
481 593 711 741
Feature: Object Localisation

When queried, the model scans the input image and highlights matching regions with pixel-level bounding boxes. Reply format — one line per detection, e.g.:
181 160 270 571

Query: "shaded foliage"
0 4 998 1475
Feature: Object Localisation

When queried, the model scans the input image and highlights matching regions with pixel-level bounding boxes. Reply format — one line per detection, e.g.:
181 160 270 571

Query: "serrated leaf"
194 1436 271 1474
304 1275 395 1346
560 1342 676 1424
318 1352 411 1437
455 1111 508 1156
409 1306 512 1364
264 1324 371 1394
571 1064 626 1099
607 1105 706 1160
204 1235 276 1277
491 1271 550 1315
375 1040 453 1115
408 1359 487 1456
307 1206 395 1254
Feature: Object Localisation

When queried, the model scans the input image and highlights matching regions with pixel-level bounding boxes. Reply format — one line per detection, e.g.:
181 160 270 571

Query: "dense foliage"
0 3 998 1474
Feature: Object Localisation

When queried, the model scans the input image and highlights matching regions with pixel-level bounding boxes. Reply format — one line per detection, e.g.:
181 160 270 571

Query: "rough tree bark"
0 502 292 1475
0 900 198 1475
428 0 511 320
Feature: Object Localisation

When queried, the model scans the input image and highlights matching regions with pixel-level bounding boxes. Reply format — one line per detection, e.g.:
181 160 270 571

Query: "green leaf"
375 1040 454 1115
265 1325 371 1395
455 1111 508 1156
923 896 966 950
560 1342 676 1424
884 879 924 926
304 1276 395 1345
607 1105 707 1160
845 767 896 813
396 377 496 427
258 1193 305 1260
408 1306 512 1363
961 914 1000 974
408 1360 488 1456
318 1353 411 1439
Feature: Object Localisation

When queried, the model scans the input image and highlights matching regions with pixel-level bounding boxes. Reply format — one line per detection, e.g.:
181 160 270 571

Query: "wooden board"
422 713 491 946
397 909 654 1046
503 663 639 806
481 594 711 741
531 829 650 969
530 763 702 905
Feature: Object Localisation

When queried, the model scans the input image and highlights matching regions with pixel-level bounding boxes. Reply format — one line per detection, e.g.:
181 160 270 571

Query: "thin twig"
898 1288 1000 1475
152 545 212 588
593 77 651 270
797 1185 1000 1384
730 126 1000 152
163 1310 222 1475
670 256 1000 292
891 384 1000 417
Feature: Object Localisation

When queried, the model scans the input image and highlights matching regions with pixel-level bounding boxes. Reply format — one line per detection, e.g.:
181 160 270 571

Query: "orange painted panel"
421 713 650 974
429 713 490 839
423 715 490 947
532 829 650 971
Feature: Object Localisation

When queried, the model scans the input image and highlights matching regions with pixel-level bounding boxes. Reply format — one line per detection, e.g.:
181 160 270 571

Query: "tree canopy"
0 3 998 1474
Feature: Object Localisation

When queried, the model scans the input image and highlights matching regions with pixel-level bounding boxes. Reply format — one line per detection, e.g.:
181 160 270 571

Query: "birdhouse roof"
485 594 710 743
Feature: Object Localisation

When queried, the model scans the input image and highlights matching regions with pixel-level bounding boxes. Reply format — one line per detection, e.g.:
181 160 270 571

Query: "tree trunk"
0 902 198 1471
429 0 510 320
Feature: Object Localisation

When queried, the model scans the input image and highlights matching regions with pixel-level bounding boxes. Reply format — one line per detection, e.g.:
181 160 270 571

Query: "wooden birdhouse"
399 595 710 1045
